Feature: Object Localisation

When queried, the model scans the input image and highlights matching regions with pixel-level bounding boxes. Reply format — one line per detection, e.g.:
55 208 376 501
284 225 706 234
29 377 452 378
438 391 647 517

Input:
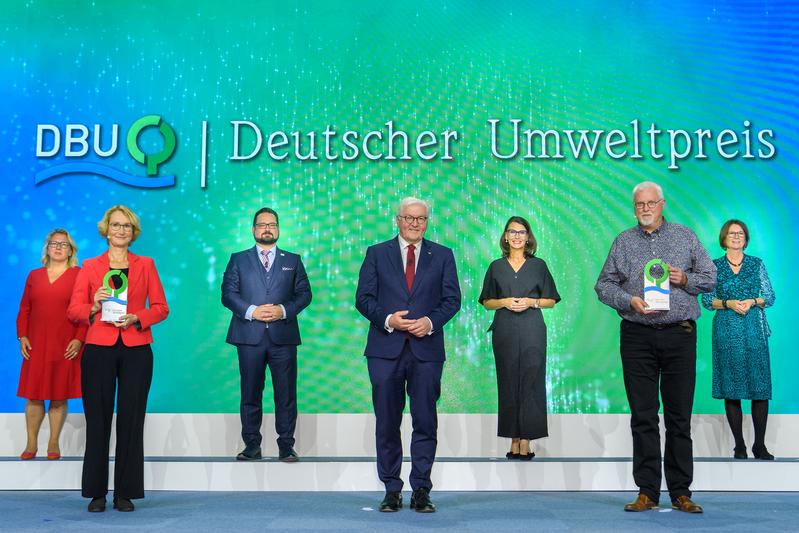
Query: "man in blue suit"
356 197 461 513
222 207 312 462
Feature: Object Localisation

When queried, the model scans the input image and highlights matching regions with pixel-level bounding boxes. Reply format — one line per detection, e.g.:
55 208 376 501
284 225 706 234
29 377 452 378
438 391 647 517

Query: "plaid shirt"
595 220 717 325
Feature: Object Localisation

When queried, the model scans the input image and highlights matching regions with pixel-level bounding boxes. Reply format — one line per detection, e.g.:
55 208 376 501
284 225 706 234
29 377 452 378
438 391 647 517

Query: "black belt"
625 319 695 330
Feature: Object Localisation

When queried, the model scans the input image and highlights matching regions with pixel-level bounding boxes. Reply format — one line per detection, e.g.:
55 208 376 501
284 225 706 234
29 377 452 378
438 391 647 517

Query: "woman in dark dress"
479 216 560 459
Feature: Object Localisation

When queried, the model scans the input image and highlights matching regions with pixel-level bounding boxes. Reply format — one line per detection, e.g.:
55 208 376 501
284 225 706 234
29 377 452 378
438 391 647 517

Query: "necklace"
726 255 744 267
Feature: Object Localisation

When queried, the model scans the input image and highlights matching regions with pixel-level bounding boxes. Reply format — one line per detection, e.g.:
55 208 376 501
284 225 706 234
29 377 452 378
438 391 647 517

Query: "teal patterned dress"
701 255 775 400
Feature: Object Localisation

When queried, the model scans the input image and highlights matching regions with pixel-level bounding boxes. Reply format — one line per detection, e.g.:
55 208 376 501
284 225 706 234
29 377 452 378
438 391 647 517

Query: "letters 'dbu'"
34 115 177 188
643 258 670 311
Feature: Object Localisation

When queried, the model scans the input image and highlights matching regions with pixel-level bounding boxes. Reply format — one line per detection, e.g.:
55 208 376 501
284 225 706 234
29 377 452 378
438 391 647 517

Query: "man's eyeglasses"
634 200 663 210
254 223 279 230
398 215 428 225
47 241 72 249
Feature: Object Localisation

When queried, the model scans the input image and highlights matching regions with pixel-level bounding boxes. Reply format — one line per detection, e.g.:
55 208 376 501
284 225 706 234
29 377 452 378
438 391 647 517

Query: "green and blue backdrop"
1 1 795 414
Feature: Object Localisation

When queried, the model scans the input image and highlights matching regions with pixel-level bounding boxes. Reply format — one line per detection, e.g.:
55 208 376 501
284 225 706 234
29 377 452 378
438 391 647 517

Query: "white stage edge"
2 413 797 491
3 413 796 458
4 458 796 492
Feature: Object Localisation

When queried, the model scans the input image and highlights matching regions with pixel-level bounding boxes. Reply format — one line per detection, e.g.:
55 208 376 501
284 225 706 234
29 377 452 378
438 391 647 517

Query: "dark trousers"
620 319 696 503
81 339 153 499
368 341 443 493
237 333 297 450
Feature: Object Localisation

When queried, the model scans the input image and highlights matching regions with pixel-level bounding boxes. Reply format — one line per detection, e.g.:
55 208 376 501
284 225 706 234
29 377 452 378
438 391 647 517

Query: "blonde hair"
97 205 142 242
40 228 78 267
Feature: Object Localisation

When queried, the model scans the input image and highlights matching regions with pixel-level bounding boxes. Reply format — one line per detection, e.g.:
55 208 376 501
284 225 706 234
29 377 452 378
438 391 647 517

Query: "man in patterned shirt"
595 181 716 514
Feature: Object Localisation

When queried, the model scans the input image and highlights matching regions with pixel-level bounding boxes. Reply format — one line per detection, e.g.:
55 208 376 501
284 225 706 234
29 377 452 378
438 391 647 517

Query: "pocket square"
282 266 294 271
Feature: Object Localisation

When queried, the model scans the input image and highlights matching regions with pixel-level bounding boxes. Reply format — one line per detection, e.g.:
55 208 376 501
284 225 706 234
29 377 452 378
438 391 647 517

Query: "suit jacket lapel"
267 247 284 289
249 246 269 292
388 237 408 292
98 251 111 271
409 239 431 297
127 253 140 295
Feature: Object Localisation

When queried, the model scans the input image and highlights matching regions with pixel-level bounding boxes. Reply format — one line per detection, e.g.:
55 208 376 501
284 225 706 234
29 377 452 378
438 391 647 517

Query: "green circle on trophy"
644 258 669 286
102 269 129 297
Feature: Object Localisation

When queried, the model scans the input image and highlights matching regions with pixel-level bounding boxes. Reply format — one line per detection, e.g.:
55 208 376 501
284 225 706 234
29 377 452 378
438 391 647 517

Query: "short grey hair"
397 197 430 217
632 181 664 201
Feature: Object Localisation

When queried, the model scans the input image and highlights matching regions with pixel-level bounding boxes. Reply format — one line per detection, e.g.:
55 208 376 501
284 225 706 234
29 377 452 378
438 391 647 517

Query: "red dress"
16 267 86 400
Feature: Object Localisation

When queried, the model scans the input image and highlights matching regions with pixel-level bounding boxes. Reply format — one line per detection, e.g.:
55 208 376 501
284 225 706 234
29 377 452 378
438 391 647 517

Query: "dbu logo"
35 115 177 188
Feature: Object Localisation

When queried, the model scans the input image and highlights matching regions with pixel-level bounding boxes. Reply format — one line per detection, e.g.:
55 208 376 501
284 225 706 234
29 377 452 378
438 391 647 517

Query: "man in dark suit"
355 197 461 513
222 207 312 462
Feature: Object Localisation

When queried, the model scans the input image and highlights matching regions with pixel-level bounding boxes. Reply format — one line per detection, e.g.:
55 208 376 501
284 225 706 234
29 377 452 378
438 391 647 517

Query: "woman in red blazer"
68 205 169 513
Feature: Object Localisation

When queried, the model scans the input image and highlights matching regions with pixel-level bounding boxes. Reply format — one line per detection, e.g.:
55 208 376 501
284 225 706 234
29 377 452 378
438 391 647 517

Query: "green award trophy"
644 258 670 311
101 269 129 322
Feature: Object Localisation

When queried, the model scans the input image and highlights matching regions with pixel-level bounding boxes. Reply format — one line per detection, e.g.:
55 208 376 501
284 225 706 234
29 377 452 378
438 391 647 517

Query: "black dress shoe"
87 497 106 512
733 446 748 459
518 451 535 461
278 447 299 463
379 491 402 512
236 445 262 461
409 488 436 513
505 451 520 460
752 445 775 460
113 497 135 512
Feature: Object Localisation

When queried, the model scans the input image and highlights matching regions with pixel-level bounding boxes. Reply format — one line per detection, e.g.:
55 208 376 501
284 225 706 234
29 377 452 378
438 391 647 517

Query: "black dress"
479 257 561 439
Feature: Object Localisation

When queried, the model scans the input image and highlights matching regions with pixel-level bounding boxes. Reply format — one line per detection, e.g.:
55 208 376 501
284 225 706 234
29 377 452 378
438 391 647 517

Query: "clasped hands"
253 304 284 323
389 310 432 337
502 297 537 312
725 299 756 316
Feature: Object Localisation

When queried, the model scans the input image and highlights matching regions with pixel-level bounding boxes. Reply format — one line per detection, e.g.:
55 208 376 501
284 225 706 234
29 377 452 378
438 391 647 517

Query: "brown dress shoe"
624 493 658 512
671 495 703 513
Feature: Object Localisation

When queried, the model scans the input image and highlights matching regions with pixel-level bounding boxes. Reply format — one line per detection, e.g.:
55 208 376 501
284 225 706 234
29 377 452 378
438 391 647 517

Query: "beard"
256 233 278 245
637 213 657 229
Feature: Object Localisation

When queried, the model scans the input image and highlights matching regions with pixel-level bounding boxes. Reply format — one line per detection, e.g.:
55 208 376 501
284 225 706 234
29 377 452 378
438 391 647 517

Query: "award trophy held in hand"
101 269 128 322
643 258 670 311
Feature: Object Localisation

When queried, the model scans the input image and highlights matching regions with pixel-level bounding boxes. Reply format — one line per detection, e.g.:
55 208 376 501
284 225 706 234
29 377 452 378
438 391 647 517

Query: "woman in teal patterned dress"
702 220 775 460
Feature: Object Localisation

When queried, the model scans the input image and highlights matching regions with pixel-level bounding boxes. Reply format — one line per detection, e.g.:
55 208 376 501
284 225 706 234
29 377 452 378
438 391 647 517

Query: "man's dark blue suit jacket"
355 237 461 361
222 246 311 346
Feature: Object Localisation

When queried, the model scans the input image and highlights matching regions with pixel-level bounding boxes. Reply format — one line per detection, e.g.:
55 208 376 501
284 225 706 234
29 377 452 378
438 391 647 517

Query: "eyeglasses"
47 241 72 249
398 215 428 225
109 222 133 232
727 231 746 237
254 223 279 230
634 200 663 210
506 229 528 237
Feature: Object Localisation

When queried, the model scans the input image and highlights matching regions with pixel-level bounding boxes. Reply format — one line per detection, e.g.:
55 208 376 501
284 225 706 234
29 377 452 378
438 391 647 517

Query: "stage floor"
1 490 796 532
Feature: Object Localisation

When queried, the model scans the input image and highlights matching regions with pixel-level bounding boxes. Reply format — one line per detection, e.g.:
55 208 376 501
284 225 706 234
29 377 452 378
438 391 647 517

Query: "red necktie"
405 244 416 290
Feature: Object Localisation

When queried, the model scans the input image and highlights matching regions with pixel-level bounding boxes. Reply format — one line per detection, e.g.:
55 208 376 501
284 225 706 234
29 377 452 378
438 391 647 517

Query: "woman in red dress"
16 229 86 460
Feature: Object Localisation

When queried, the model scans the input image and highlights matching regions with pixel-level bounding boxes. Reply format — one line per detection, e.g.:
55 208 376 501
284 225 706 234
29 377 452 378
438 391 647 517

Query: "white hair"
397 197 430 216
632 181 664 201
